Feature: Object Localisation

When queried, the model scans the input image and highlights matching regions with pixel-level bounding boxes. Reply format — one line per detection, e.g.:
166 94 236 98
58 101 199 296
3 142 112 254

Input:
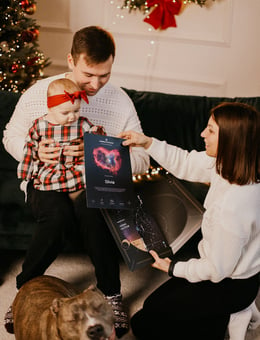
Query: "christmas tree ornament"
25 3 36 15
11 63 19 73
21 28 39 42
21 30 34 42
20 0 30 9
31 28 39 39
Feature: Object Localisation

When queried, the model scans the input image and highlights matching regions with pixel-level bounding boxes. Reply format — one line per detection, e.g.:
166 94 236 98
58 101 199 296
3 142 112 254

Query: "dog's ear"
51 298 64 316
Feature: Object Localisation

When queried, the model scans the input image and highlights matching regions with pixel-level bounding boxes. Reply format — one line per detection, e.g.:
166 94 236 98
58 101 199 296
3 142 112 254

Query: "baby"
17 78 105 200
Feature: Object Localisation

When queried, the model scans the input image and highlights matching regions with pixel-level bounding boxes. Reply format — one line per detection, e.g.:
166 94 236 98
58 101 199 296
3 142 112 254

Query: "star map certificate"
84 133 135 209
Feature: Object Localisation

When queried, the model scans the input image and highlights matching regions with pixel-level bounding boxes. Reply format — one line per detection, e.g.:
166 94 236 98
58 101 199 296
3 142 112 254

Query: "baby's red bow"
47 90 89 108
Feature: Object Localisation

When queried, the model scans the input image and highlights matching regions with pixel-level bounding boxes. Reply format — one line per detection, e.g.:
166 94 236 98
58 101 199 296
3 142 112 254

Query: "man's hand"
38 138 84 164
150 250 171 273
63 137 84 160
38 139 60 164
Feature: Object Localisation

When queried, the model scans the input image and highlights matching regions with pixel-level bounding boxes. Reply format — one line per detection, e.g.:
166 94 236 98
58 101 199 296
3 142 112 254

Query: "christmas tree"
0 0 50 93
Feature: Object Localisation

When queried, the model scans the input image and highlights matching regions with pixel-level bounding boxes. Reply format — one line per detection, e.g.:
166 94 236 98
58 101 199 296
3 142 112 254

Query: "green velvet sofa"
1 88 260 250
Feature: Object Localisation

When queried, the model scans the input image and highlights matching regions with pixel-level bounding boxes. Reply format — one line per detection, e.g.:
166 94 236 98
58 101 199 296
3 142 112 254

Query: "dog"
13 275 115 340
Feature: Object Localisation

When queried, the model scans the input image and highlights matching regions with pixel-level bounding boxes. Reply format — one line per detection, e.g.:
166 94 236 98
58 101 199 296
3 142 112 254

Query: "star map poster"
101 172 204 271
84 133 135 209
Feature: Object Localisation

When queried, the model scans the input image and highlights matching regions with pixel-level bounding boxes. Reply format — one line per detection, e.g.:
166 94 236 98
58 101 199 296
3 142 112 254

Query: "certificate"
84 133 135 209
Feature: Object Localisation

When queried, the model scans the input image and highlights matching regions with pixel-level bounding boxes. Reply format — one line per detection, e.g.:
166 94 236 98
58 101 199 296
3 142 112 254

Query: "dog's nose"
87 324 105 339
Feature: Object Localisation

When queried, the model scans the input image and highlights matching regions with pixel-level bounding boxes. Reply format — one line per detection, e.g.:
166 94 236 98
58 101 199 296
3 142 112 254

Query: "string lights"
133 166 164 182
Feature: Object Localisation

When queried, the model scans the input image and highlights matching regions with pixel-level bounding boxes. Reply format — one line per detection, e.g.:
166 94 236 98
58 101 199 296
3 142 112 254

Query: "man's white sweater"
3 74 149 175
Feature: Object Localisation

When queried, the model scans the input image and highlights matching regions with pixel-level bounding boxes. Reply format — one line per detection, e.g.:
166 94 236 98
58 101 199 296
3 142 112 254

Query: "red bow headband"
47 90 89 108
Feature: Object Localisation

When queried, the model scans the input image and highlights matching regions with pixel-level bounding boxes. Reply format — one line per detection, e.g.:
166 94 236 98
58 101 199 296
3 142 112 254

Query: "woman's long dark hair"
211 102 259 185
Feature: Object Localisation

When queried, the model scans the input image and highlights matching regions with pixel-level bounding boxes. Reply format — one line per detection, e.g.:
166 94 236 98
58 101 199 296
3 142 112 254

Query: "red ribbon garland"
144 0 182 30
47 90 89 108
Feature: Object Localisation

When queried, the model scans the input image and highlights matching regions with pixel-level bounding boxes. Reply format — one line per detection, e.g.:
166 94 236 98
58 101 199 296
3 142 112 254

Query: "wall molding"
113 31 231 48
112 68 227 96
38 22 72 34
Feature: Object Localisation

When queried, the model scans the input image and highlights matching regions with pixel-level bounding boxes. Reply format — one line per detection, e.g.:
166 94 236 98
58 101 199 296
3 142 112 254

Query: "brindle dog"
13 275 115 340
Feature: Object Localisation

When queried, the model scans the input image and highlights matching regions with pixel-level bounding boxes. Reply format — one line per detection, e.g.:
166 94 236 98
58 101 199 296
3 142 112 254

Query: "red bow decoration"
47 90 89 108
144 0 182 30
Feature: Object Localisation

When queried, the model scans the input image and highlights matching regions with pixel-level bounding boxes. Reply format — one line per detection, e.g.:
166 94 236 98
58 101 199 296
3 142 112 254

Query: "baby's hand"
90 125 106 136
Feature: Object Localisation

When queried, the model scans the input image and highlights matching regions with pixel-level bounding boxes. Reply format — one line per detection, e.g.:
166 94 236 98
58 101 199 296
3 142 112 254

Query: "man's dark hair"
71 26 115 65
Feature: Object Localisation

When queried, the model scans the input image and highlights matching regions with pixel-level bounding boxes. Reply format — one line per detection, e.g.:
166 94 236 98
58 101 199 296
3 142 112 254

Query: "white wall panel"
69 0 105 30
33 0 72 75
111 70 226 96
34 0 70 29
103 0 233 96
34 0 260 97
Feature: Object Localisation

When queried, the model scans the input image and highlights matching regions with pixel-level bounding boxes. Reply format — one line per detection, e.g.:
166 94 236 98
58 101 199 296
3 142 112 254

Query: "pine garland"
122 0 214 13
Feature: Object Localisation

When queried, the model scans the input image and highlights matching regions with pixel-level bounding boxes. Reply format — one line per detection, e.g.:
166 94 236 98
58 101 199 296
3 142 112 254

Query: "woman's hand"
118 130 153 150
149 250 172 273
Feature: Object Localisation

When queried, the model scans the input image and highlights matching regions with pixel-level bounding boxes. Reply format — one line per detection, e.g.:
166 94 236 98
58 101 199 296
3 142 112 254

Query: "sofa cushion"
123 88 260 152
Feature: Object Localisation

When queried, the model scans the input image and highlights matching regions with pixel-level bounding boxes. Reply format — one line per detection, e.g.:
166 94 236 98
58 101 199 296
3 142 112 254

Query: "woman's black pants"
131 273 259 340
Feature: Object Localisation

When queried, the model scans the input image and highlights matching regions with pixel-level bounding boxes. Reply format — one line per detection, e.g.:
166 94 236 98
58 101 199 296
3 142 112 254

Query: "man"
3 26 149 338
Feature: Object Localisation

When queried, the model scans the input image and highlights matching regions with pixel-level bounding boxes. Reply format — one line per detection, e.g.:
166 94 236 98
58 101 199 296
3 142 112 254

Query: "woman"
119 102 260 340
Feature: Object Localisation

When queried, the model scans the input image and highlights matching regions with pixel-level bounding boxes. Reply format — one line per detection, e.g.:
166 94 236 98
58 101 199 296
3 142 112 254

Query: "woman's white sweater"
147 138 260 283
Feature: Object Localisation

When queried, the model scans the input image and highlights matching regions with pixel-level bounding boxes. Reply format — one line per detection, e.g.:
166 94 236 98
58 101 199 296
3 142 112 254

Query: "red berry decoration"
11 64 19 73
